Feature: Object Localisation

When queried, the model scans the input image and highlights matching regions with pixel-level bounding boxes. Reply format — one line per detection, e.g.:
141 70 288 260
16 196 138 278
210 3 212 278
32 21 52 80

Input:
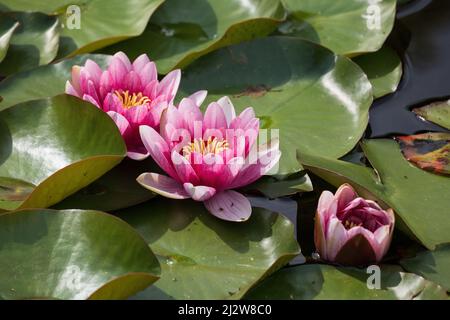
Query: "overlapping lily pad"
0 54 110 110
102 0 285 73
396 132 450 176
0 12 59 75
0 0 164 57
413 100 450 130
299 139 450 250
0 209 160 299
354 47 403 98
279 0 397 56
54 158 158 211
400 244 450 291
244 264 448 300
180 36 372 175
116 198 300 300
0 15 19 63
0 94 126 211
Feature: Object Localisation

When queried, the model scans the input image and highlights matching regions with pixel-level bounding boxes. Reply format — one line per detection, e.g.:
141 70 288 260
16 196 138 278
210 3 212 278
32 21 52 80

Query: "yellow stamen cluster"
182 137 229 158
114 90 151 109
344 220 362 230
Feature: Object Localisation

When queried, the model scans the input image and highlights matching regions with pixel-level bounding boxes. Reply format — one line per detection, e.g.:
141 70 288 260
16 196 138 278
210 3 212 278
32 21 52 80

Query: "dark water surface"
370 0 450 137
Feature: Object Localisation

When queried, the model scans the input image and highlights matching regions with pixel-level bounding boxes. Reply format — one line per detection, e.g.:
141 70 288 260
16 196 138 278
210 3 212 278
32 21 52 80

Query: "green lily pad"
0 0 164 57
0 209 160 300
101 0 285 74
401 244 450 291
0 54 110 110
54 158 157 211
116 198 300 300
354 47 403 98
0 12 59 76
413 100 450 130
299 139 450 250
242 172 313 198
0 94 126 211
279 0 396 56
180 36 372 175
0 15 19 63
396 132 450 176
244 264 448 300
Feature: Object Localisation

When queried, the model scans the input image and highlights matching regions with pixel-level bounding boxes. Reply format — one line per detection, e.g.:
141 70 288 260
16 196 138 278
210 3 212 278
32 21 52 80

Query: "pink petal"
83 94 100 108
325 217 348 261
148 101 168 128
136 172 189 199
132 54 151 71
217 96 236 126
108 57 128 87
71 66 81 93
65 81 80 97
138 61 158 86
84 59 103 86
183 183 216 201
107 111 130 135
124 71 142 93
103 92 122 113
204 102 228 131
158 69 181 103
171 151 200 184
124 105 150 125
204 190 252 222
317 190 338 233
373 225 392 261
230 107 256 130
335 184 358 211
188 90 208 107
113 51 132 71
139 125 178 179
178 97 203 135
127 150 150 160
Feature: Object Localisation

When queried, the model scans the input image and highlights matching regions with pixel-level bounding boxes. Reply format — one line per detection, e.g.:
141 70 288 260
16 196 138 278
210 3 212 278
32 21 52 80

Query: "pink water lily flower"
65 52 183 160
137 95 281 221
315 184 395 266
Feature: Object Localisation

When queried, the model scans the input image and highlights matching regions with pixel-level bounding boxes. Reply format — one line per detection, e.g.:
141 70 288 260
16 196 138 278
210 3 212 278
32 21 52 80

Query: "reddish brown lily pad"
396 133 450 176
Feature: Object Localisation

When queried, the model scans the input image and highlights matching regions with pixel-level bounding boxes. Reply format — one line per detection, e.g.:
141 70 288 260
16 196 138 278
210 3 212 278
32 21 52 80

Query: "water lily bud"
314 184 395 266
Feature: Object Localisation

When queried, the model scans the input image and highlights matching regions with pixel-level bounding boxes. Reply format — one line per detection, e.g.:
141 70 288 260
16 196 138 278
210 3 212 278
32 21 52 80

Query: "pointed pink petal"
108 57 128 87
137 173 189 199
132 54 151 71
107 111 130 135
178 97 203 135
217 96 236 126
188 90 208 107
140 125 178 179
325 217 348 261
317 191 338 232
127 150 150 160
148 101 168 128
230 107 256 130
171 151 200 184
183 183 216 201
204 190 252 222
83 94 100 108
335 184 358 211
65 81 80 97
124 105 150 125
138 61 158 85
84 59 103 86
204 102 228 130
158 69 181 103
373 225 392 261
124 71 142 93
103 92 122 113
71 66 81 93
113 51 132 71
